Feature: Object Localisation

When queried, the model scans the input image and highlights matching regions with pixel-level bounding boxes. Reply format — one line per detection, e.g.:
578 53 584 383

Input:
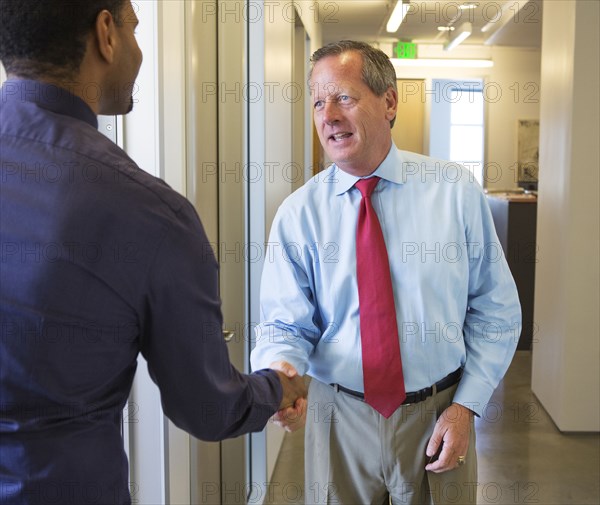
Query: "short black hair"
0 0 127 80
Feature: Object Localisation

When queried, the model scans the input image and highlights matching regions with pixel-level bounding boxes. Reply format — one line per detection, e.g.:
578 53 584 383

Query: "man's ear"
384 86 398 122
94 10 117 64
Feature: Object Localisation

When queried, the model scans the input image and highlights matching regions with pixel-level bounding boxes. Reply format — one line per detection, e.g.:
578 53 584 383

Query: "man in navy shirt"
0 1 306 504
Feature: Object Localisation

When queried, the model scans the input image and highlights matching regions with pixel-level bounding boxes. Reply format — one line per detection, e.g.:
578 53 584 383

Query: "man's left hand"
425 402 473 473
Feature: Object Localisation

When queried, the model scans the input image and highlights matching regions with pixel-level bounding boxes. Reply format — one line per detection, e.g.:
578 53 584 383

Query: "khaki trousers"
304 379 477 505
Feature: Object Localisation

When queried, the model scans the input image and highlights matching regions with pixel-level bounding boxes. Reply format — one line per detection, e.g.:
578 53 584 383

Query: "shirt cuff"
451 371 496 417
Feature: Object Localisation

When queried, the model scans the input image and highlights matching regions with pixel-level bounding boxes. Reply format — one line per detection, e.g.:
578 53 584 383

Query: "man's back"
0 79 234 504
0 79 187 503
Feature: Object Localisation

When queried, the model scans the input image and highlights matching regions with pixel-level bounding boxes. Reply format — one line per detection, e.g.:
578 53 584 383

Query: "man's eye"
314 100 324 110
339 95 355 106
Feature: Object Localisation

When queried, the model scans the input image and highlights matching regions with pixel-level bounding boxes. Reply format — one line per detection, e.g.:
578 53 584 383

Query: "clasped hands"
272 360 308 432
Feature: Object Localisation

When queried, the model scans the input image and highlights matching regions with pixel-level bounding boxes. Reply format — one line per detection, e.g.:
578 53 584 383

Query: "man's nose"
321 101 340 124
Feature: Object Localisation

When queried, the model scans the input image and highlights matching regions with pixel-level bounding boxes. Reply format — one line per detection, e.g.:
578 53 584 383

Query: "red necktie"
355 177 406 418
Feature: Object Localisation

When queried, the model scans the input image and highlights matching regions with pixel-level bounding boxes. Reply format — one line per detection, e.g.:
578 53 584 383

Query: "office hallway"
265 351 600 504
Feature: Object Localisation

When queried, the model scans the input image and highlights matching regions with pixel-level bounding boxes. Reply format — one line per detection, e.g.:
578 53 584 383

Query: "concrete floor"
264 351 600 504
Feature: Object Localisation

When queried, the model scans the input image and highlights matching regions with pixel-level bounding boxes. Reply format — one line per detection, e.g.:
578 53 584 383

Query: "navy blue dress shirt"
0 79 281 505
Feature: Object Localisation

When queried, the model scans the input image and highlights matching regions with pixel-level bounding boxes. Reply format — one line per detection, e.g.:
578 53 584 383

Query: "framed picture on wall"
517 119 540 186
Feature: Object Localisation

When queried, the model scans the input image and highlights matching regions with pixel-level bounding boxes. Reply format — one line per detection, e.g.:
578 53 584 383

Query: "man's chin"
324 146 354 166
98 97 134 116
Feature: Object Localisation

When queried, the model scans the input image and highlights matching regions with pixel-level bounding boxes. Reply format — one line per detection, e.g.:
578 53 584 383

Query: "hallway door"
392 79 425 154
185 2 249 504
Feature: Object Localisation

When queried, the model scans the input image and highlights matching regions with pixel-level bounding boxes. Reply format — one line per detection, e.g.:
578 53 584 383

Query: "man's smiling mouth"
330 132 352 141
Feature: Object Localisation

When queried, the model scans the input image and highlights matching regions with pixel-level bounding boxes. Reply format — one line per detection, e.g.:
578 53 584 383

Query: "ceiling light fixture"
481 0 529 45
437 26 456 31
481 0 528 33
459 3 478 9
444 21 472 51
386 0 410 33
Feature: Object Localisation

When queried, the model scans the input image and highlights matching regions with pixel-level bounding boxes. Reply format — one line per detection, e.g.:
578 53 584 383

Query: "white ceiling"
318 0 543 48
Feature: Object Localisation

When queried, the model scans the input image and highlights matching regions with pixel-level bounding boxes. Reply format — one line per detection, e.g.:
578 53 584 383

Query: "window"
450 88 484 185
429 79 485 186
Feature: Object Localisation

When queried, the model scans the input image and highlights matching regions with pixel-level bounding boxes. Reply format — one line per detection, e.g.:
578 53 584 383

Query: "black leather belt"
331 368 463 405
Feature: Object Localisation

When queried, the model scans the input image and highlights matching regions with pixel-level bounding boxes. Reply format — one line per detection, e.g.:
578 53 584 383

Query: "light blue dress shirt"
251 145 521 416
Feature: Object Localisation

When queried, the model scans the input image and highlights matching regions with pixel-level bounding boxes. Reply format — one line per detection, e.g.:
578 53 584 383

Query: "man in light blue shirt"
251 40 521 505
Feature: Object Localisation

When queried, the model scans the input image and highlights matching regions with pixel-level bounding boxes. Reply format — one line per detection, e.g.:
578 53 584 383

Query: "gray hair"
310 40 397 127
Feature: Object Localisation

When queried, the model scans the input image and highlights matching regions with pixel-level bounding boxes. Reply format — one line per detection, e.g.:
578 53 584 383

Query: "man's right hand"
272 361 308 432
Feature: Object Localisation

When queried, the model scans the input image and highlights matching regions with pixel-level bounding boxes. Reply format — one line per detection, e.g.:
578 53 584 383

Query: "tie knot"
355 176 380 198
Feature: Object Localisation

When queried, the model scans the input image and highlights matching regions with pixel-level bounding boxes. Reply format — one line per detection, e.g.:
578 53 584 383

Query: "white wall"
486 47 541 190
295 0 323 51
532 0 600 432
264 5 295 234
392 44 541 190
264 1 322 232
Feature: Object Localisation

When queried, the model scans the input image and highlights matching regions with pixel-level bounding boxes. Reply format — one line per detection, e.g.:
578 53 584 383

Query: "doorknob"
223 330 235 343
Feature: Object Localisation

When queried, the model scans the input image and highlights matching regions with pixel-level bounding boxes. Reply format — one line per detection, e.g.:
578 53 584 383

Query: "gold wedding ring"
457 456 466 466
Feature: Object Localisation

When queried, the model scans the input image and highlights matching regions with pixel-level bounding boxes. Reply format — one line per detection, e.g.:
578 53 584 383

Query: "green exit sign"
394 41 417 59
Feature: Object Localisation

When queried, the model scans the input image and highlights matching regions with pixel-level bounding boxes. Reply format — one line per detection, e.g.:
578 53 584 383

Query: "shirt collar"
333 143 406 195
1 78 98 129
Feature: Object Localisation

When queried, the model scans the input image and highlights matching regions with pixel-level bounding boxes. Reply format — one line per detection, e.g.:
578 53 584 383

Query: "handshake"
272 360 308 433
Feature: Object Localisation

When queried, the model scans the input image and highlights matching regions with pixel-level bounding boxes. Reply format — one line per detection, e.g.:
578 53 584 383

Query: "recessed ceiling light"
444 21 473 51
437 26 456 31
386 0 410 33
460 3 478 9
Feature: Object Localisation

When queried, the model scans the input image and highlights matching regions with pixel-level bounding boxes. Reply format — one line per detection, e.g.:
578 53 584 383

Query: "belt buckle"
414 385 433 404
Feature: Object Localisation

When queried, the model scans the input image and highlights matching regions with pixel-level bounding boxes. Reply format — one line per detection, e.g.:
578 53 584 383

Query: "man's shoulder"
90 137 187 215
397 149 481 192
275 164 338 216
1 101 190 221
398 149 464 174
68 127 189 218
